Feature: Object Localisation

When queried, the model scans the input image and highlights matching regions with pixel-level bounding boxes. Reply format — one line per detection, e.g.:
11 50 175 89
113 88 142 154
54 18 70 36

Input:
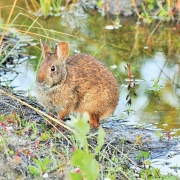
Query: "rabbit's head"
36 40 69 90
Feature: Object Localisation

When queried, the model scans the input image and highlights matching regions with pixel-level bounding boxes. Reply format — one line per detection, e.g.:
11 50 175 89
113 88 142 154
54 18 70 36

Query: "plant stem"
0 0 18 45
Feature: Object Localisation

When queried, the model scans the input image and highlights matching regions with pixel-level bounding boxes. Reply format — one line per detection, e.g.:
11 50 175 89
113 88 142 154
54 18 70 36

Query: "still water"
1 0 180 176
2 17 180 135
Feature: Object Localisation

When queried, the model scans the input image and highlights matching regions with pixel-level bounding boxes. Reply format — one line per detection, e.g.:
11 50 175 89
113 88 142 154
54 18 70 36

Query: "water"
1 0 180 176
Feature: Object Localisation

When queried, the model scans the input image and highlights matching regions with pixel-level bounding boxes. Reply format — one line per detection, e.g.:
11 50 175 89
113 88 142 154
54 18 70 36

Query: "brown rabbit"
35 40 119 128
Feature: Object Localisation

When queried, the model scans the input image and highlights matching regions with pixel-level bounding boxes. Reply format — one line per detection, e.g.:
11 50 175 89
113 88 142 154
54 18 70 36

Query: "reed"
0 0 18 47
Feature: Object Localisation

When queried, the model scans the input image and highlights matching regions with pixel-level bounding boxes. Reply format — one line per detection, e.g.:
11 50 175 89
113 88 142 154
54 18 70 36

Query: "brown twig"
0 89 75 144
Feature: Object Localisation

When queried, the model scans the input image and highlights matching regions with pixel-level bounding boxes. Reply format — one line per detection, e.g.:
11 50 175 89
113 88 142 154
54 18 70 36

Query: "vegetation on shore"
0 87 179 179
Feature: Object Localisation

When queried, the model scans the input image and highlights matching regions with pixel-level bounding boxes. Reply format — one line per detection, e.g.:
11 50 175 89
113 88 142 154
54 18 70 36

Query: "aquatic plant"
132 0 179 23
26 0 73 18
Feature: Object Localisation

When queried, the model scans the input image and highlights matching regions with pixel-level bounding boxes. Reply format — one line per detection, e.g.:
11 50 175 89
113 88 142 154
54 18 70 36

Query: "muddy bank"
0 86 179 179
102 119 179 161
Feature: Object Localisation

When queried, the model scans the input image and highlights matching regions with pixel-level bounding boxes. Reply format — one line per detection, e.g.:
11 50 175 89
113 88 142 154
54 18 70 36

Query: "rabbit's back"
64 54 118 119
66 54 117 93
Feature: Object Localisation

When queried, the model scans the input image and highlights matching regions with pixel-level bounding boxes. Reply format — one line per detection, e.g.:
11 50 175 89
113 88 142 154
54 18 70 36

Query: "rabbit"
35 40 119 128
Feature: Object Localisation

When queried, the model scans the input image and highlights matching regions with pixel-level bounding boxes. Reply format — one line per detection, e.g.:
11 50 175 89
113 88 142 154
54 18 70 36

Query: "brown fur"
35 41 119 128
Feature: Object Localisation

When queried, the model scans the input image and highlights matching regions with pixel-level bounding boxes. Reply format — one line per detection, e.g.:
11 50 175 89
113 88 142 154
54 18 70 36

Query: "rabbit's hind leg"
88 113 100 128
58 110 69 120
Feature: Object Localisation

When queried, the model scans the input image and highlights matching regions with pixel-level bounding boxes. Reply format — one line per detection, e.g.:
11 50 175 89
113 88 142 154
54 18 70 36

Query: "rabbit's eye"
51 66 55 71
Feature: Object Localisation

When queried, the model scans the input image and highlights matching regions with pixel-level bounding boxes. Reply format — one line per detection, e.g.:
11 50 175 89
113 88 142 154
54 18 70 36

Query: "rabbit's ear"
40 39 52 58
54 42 69 62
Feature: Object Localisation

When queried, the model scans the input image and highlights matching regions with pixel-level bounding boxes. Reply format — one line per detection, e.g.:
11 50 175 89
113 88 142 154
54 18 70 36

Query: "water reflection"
1 60 36 95
114 51 180 135
151 143 180 176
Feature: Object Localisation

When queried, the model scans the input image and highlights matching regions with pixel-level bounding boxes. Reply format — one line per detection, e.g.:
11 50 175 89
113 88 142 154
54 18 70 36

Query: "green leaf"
0 137 5 145
71 149 99 180
33 159 42 168
42 157 52 167
96 1 102 8
70 113 90 136
9 150 14 155
148 0 154 3
148 4 154 11
136 151 150 160
95 127 106 153
69 172 82 180
69 114 90 151
143 160 151 166
28 165 40 176
55 133 62 138
159 10 167 17
40 132 51 141
141 12 145 17
136 153 141 160
0 115 6 122
155 130 161 138
140 150 149 159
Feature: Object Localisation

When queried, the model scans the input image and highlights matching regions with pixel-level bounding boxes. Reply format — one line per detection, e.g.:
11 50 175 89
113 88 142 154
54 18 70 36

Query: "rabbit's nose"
37 74 45 85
